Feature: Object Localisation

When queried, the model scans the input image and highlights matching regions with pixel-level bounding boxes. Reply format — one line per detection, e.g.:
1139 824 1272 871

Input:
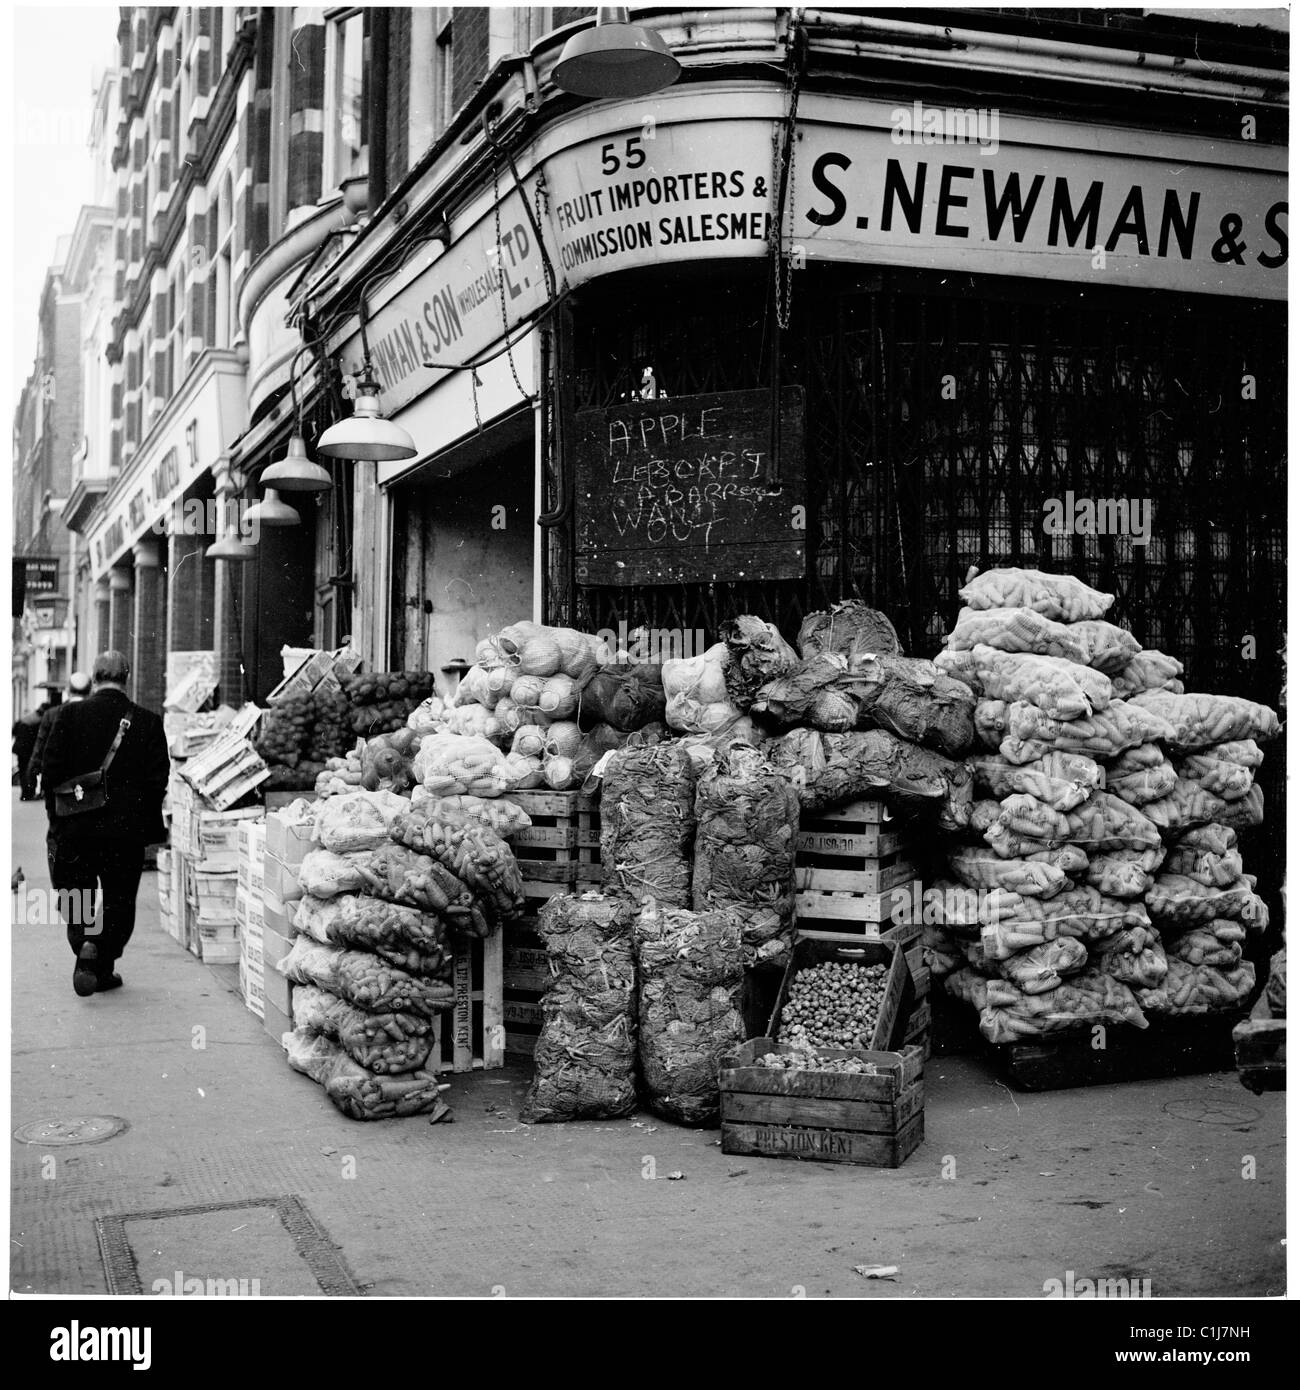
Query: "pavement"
8 790 1287 1299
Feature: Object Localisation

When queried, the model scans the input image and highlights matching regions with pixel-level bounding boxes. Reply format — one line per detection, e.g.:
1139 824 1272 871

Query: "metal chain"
771 25 805 332
492 159 532 403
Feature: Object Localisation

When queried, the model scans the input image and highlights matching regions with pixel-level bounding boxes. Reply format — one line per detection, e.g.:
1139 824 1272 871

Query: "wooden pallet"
429 933 505 1073
1233 1014 1285 1093
501 919 547 1058
720 1039 925 1168
504 789 602 901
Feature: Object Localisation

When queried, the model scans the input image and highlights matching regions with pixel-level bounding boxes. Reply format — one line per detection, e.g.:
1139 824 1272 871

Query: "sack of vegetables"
634 900 747 1127
691 741 799 960
576 663 666 732
293 891 453 973
521 893 639 1124
600 741 699 907
340 670 435 709
256 694 313 768
292 983 436 1074
278 937 456 1017
283 1028 450 1121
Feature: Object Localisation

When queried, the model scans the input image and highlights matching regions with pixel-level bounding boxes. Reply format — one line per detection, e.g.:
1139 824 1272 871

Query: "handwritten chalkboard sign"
573 387 806 587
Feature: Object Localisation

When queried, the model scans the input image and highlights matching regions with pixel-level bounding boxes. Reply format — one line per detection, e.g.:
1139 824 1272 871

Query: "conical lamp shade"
245 488 301 526
554 9 680 98
206 532 257 561
261 434 334 492
316 387 417 462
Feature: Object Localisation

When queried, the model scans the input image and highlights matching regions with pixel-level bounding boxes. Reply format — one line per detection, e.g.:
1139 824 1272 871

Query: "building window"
434 7 490 133
325 9 367 192
214 172 234 348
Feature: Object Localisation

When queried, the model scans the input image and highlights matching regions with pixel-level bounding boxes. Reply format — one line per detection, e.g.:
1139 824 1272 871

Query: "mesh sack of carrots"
299 843 487 936
292 983 436 1074
922 920 966 977
946 606 1088 663
293 893 453 976
283 1029 450 1121
1110 649 1185 699
991 698 1174 764
521 893 638 1124
969 750 1103 812
1174 749 1258 801
634 901 747 1127
1091 925 1169 991
691 741 800 958
1138 958 1256 1017
1165 920 1247 970
1142 780 1264 835
957 566 1115 623
278 937 455 1016
978 887 1151 959
1105 743 1178 808
408 791 531 838
978 969 1148 1044
1083 847 1165 899
1129 690 1280 751
989 937 1089 995
1162 837 1243 888
600 741 699 907
390 810 524 922
946 845 1072 899
1067 620 1143 676
936 645 1112 720
1144 873 1269 931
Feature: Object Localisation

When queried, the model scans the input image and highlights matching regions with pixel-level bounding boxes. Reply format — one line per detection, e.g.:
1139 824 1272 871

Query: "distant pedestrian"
41 652 170 997
12 707 45 799
29 673 91 796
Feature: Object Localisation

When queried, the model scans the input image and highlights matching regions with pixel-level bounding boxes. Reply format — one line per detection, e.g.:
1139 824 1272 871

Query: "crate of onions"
718 935 923 1167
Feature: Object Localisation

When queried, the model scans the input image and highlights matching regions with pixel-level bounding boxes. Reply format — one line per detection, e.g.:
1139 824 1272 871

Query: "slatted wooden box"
429 933 505 1074
720 1040 925 1168
503 790 602 903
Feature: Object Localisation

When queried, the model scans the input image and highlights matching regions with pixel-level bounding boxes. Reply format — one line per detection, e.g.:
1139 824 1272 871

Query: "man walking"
41 652 170 997
29 672 92 796
12 705 44 799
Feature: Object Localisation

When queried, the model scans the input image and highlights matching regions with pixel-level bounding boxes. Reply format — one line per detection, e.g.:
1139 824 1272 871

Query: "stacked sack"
752 599 976 830
930 566 1277 1043
279 787 531 1119
340 671 436 736
449 620 665 791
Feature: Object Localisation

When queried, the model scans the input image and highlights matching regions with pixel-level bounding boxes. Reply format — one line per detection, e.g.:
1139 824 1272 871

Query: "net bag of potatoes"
600 741 699 906
521 893 638 1124
634 901 747 1127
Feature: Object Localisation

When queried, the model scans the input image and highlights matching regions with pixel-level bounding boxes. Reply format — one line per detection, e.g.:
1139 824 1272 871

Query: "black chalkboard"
572 387 806 587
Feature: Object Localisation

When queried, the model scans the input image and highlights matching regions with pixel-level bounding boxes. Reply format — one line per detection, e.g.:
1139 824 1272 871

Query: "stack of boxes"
260 807 313 1044
236 821 267 1016
182 708 270 811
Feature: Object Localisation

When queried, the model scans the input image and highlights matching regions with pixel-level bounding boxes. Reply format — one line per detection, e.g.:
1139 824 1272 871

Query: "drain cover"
13 1116 129 1146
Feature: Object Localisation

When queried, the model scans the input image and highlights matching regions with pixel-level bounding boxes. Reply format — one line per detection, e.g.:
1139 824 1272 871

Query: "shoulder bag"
52 717 132 818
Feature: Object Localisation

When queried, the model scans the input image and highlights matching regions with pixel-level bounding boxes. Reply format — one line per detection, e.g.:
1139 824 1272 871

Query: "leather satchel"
52 717 131 818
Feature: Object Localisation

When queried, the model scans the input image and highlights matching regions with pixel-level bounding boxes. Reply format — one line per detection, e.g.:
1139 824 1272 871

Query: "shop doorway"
388 413 535 689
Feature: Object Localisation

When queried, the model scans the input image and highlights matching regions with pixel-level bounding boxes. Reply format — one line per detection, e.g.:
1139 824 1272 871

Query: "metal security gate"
556 263 1286 901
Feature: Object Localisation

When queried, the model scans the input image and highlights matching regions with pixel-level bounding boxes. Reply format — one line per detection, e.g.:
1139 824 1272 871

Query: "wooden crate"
504 789 602 901
429 932 505 1074
720 1039 925 1168
1233 1014 1285 1094
767 933 915 1053
502 919 547 1058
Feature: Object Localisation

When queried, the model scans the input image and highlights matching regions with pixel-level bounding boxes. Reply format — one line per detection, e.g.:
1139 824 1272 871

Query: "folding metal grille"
557 264 1286 906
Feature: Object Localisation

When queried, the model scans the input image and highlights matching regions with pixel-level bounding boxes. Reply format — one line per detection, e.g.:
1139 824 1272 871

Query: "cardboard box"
240 957 265 1019
195 808 264 870
262 996 292 1046
261 896 293 940
200 938 241 964
264 811 315 867
261 961 294 1019
262 854 302 903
